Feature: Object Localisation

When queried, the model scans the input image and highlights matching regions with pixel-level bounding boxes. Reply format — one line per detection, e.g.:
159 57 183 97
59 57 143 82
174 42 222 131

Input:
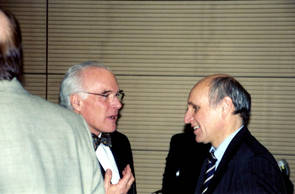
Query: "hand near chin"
104 164 135 194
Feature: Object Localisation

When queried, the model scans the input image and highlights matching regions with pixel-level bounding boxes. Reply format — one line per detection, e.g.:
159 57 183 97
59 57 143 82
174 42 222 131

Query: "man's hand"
104 164 135 194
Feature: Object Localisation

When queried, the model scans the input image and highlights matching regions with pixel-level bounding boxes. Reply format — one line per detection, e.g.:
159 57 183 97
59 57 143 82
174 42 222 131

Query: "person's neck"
91 129 101 136
212 117 243 148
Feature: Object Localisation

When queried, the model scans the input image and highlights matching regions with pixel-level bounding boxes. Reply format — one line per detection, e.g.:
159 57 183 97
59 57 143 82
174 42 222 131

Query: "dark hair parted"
0 9 23 81
208 75 251 126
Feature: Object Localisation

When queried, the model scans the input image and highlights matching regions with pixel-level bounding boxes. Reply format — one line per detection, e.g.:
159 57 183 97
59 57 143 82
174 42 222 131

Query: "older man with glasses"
60 61 136 194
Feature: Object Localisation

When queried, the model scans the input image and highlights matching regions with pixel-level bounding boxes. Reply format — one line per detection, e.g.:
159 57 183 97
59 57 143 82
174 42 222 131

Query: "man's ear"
70 94 82 113
221 96 234 117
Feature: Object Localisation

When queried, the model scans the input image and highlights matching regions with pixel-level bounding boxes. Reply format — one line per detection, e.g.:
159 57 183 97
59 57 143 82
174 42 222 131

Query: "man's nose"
112 97 122 109
184 110 192 124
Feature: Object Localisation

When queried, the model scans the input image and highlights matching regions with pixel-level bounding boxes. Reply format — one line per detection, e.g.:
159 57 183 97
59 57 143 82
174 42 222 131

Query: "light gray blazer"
0 78 104 194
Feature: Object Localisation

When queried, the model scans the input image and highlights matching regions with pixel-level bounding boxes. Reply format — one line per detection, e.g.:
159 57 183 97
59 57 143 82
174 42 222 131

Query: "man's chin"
101 127 117 133
195 134 203 143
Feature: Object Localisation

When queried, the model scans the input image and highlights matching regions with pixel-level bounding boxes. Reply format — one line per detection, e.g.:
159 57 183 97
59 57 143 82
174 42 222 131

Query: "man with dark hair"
184 74 287 193
0 9 104 193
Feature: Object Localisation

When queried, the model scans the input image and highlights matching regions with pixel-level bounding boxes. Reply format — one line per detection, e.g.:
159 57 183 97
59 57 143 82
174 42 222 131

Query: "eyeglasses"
81 89 125 102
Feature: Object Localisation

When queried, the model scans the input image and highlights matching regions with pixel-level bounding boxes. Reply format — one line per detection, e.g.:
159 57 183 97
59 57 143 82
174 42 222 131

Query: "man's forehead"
83 66 114 79
82 67 118 91
191 81 209 95
188 82 209 103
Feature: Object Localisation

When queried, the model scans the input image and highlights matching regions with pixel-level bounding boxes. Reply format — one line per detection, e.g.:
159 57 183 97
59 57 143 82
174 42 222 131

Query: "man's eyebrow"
100 89 121 94
187 102 199 110
187 102 194 106
100 90 112 94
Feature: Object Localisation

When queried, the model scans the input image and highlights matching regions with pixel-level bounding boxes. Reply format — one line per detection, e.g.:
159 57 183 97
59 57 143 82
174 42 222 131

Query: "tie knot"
92 133 112 150
209 151 217 163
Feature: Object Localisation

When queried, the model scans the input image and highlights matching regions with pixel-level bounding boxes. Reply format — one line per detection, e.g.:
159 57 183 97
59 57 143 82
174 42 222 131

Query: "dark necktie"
92 133 112 150
202 151 217 194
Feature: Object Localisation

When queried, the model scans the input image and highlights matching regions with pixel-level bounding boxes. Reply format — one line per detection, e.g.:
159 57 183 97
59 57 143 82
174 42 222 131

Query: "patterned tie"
202 151 217 194
92 133 112 150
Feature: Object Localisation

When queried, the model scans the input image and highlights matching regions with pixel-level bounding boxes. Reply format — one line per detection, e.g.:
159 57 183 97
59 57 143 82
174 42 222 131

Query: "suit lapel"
109 133 124 177
206 127 249 193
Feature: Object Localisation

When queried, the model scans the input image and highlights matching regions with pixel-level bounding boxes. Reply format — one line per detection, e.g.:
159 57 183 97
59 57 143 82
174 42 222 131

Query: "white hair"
59 61 109 110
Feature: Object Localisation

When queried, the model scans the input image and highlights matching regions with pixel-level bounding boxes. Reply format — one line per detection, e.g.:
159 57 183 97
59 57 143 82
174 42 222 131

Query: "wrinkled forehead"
0 11 11 43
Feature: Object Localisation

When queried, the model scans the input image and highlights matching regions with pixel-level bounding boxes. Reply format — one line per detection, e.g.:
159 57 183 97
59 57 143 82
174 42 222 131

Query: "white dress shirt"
96 143 120 184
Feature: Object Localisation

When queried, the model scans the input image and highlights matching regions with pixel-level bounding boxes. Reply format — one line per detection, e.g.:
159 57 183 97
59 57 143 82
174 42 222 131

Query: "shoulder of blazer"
110 130 133 161
111 131 131 148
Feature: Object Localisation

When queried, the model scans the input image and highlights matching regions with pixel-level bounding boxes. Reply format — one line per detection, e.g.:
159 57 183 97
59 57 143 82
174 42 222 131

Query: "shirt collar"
210 125 244 169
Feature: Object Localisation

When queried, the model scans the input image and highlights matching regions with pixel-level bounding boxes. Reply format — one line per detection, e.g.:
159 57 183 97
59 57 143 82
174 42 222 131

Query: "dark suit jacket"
195 127 287 194
99 131 137 194
162 131 210 194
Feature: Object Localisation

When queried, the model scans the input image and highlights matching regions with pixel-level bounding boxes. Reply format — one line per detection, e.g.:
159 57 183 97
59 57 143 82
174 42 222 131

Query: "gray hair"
59 61 108 110
208 75 251 126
